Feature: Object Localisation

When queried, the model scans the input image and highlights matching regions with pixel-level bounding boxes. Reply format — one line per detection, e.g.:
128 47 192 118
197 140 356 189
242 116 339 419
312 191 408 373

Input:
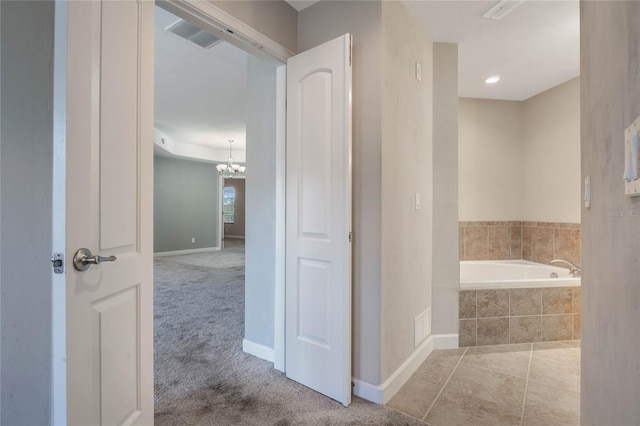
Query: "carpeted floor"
154 241 422 425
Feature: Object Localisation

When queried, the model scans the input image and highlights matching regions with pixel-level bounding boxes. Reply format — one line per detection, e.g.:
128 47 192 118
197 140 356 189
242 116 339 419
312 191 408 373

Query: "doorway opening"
152 4 282 422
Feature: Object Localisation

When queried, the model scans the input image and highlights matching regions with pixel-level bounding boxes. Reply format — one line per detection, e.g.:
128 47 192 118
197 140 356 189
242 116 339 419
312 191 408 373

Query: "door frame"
157 0 289 371
52 1 291 421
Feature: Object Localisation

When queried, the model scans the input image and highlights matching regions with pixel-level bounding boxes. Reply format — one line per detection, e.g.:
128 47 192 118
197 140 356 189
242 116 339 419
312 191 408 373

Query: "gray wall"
299 0 383 385
432 43 459 336
154 155 220 253
223 178 245 238
1 1 54 424
581 1 640 424
244 55 278 348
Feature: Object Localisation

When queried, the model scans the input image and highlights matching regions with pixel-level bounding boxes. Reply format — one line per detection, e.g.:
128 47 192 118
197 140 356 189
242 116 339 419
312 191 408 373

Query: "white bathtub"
460 260 581 290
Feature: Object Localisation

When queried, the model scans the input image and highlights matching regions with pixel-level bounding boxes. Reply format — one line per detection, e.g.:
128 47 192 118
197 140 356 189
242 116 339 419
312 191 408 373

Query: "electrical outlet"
191 237 195 243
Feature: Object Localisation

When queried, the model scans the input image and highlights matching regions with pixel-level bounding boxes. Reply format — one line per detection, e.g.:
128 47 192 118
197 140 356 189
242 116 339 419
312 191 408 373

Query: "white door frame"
158 0 289 371
52 1 290 421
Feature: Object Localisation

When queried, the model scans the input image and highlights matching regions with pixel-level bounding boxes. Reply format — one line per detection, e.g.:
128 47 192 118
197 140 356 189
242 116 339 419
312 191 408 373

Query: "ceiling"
405 0 580 100
155 7 248 150
287 0 579 101
156 0 579 154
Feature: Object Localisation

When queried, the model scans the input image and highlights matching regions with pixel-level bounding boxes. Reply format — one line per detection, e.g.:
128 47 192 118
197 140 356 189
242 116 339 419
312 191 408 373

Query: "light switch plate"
415 193 421 210
415 61 421 81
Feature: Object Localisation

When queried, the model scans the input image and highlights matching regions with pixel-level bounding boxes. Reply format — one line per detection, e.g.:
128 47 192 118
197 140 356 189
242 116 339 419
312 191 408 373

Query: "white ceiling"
405 0 579 100
156 0 579 152
287 0 579 101
155 7 248 150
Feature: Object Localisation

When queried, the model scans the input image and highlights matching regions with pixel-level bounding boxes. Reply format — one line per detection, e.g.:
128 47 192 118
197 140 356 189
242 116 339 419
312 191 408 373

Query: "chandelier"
216 140 246 178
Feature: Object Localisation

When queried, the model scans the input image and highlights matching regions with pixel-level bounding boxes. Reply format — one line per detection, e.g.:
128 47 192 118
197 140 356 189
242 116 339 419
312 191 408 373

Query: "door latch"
51 253 64 274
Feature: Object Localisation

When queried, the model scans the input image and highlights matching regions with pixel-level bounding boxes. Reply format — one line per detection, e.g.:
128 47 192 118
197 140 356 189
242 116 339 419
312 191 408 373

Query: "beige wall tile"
554 229 581 267
459 319 477 347
532 227 554 264
510 226 522 259
510 316 542 343
477 317 509 346
459 226 465 260
572 287 581 313
542 315 573 341
574 314 581 339
465 227 488 260
522 226 532 261
510 288 542 316
542 288 573 314
488 226 511 260
459 291 476 319
477 289 509 318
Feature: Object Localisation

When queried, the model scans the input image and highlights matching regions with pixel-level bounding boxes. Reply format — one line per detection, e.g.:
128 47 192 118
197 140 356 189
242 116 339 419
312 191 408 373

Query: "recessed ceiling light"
485 76 501 84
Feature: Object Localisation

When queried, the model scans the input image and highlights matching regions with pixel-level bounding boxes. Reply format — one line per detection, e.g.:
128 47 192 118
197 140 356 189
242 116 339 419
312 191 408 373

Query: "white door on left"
65 1 154 424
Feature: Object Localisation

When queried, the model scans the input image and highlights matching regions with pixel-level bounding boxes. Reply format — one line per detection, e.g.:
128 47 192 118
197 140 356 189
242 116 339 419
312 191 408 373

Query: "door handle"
73 248 117 271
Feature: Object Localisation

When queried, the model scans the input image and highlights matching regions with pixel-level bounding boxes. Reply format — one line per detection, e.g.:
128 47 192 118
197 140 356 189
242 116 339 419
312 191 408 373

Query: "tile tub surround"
387 342 580 425
459 287 581 347
459 221 581 267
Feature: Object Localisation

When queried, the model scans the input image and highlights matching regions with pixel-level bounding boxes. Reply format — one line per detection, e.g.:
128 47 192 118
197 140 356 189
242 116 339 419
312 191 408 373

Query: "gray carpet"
154 241 422 425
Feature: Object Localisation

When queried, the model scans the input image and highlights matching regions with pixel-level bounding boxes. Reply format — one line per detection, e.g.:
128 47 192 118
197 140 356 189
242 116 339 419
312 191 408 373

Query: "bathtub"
460 260 581 290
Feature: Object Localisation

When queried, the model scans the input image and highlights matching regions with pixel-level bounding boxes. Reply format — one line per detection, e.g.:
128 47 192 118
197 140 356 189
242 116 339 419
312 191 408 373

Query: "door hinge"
349 232 352 243
51 253 64 274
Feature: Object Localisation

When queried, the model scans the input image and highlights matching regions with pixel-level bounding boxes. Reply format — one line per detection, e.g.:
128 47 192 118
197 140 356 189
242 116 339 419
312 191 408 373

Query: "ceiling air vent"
166 19 223 49
482 0 525 20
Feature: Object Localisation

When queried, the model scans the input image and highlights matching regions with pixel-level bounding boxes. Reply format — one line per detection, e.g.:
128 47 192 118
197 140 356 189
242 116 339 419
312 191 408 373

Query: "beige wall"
212 1 298 53
432 43 460 336
581 1 640 423
458 98 524 221
523 78 580 223
380 0 433 381
299 0 383 385
459 78 580 223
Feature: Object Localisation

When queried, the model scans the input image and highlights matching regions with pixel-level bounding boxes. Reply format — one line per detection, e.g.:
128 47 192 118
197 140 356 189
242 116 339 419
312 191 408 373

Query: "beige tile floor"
387 341 580 426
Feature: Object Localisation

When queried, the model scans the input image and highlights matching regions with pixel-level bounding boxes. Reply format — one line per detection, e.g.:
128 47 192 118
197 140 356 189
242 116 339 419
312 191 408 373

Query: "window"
223 187 235 223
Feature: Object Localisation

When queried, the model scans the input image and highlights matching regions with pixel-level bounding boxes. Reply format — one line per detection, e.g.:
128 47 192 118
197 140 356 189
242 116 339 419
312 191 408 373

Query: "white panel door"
65 1 154 425
286 34 352 406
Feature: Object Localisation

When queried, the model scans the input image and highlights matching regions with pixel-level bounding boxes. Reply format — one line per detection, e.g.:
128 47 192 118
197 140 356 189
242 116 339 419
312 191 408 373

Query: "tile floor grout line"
385 405 429 425
519 343 534 426
421 347 469 422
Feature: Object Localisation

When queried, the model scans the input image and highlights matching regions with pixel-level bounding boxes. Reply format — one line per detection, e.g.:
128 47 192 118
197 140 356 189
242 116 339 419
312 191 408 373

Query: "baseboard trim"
242 339 274 363
224 235 245 240
433 333 459 349
353 335 434 404
153 247 220 257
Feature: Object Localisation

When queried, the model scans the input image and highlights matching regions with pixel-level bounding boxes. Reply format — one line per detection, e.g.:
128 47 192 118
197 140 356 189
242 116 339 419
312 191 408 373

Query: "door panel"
286 34 352 406
66 1 154 424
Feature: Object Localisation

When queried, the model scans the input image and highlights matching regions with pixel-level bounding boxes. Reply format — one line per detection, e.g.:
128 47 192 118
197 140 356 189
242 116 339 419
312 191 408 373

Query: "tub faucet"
550 259 581 277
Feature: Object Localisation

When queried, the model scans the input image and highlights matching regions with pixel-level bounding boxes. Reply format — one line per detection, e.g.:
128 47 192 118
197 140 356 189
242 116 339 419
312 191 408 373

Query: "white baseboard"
242 339 274 363
153 246 220 257
224 235 245 240
353 335 434 404
433 333 459 349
